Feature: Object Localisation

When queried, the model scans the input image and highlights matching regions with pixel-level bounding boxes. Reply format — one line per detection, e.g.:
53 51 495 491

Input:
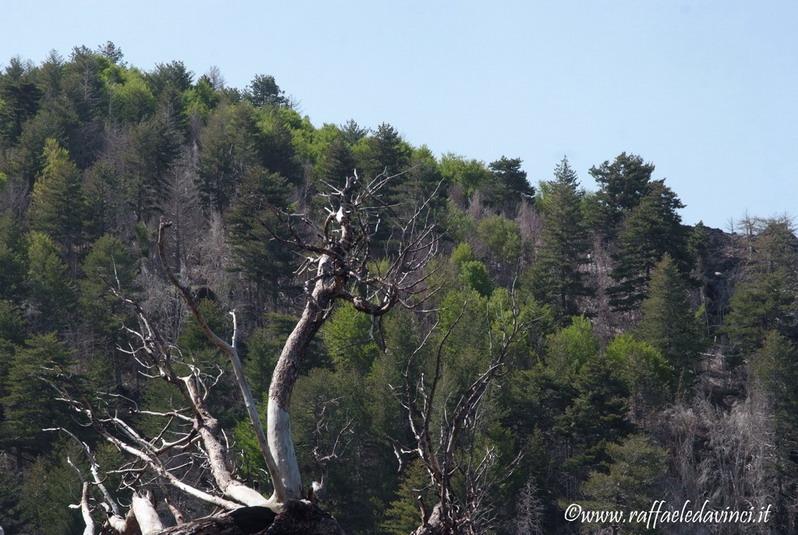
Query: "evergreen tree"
636 254 702 382
531 157 592 318
226 168 294 301
122 112 181 221
29 138 85 251
248 74 288 107
750 331 798 531
608 180 688 310
581 434 667 534
319 134 356 189
485 156 534 213
25 232 75 328
366 122 410 177
557 352 632 484
724 220 798 359
0 333 74 453
0 214 26 302
145 60 193 97
0 57 42 146
380 459 431 535
589 152 654 235
197 102 258 211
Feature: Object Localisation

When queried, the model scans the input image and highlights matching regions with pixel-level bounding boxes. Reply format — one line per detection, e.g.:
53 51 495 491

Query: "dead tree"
49 171 439 534
394 294 527 535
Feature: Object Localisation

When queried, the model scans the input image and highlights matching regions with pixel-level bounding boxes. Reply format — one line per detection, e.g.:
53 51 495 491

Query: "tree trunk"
267 255 335 502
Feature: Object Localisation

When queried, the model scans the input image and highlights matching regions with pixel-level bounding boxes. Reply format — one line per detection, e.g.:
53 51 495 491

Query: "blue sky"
2 0 796 228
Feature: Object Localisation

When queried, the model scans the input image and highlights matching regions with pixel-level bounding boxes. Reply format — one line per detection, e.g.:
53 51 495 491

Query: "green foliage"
0 58 42 145
458 259 493 296
0 214 26 301
381 459 432 535
0 300 25 344
724 220 798 359
29 138 85 248
198 102 259 211
605 335 672 414
244 313 305 394
531 157 592 318
323 303 381 374
558 352 632 480
488 155 534 203
450 242 474 268
17 454 83 535
26 231 75 327
608 181 688 310
79 234 135 327
589 152 655 235
439 153 491 196
183 75 219 118
248 74 288 107
581 434 667 534
226 168 294 298
476 215 522 265
545 316 598 377
122 112 182 220
107 67 156 122
0 333 73 452
636 254 702 381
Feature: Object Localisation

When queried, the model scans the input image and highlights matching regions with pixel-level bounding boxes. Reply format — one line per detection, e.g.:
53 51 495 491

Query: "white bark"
131 492 164 535
267 260 334 501
78 482 95 535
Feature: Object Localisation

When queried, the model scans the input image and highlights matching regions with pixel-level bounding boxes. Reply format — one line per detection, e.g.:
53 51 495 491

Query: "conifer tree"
197 102 258 212
25 232 75 328
531 157 592 319
636 254 702 381
319 135 356 189
380 460 431 535
750 331 798 531
0 333 73 453
608 180 688 310
29 138 85 251
725 220 798 359
486 156 534 213
589 152 654 235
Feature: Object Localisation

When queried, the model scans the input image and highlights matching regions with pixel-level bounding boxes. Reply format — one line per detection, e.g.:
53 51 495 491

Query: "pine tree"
608 180 688 311
0 57 42 146
750 331 798 531
557 352 632 483
0 333 74 453
636 254 702 382
197 102 258 212
122 112 181 221
589 152 654 235
0 215 26 301
581 434 667 530
724 220 798 359
319 135 356 189
225 168 294 302
25 232 75 328
29 138 85 251
380 459 431 535
486 156 534 213
531 157 592 319
248 74 288 107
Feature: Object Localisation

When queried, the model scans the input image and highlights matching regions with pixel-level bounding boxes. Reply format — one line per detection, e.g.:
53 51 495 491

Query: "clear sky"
2 0 796 228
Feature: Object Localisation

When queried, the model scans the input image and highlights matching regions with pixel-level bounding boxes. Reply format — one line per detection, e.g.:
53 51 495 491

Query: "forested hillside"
0 44 796 534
